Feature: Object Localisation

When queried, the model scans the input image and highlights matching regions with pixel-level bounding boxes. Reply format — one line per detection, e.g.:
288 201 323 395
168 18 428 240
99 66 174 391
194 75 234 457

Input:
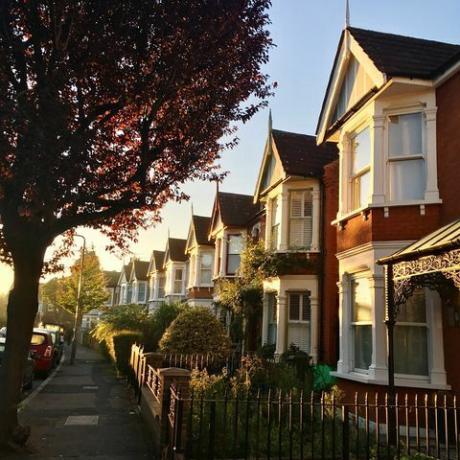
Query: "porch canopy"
377 217 460 396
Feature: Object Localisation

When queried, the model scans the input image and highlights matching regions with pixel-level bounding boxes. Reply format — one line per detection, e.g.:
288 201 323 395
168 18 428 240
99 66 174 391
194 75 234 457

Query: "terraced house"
255 125 337 361
317 27 460 394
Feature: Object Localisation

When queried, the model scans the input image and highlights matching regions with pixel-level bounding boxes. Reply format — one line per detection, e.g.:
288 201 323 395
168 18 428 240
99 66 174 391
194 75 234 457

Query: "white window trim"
199 251 214 287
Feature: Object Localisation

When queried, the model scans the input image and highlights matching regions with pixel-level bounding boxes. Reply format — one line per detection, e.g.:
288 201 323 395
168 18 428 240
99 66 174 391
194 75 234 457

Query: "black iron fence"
168 388 460 460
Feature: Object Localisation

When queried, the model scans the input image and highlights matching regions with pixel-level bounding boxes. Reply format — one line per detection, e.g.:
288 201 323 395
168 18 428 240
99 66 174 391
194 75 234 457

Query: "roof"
166 238 187 262
217 192 260 227
133 260 149 281
152 250 165 271
378 218 460 265
103 271 120 287
272 130 338 177
122 262 133 279
348 27 460 79
192 215 213 246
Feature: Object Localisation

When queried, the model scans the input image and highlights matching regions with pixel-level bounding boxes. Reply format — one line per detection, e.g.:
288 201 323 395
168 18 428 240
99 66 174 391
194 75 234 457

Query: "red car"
30 329 55 376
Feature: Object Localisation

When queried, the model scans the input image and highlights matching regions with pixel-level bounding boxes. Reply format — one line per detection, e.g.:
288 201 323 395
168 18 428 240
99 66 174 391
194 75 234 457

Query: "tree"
54 250 108 317
0 0 272 445
159 307 231 357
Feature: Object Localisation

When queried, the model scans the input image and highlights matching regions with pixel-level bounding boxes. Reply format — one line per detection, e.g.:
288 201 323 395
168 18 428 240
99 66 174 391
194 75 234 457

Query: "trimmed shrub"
159 306 231 357
108 330 143 374
146 302 184 350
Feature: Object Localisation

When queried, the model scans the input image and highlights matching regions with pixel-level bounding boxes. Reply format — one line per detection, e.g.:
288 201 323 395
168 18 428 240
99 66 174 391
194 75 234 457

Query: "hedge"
107 329 143 375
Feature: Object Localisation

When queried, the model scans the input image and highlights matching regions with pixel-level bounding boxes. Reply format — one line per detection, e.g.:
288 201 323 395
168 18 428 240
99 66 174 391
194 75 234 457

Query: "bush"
108 330 143 374
159 306 232 357
146 302 184 350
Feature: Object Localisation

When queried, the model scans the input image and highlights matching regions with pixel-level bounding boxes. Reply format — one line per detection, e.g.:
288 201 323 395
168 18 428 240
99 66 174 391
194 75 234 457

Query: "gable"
332 55 374 123
316 29 385 143
186 222 196 252
254 136 285 201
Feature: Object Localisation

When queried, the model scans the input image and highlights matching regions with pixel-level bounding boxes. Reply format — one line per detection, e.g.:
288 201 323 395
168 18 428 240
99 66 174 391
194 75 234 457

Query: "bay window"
267 293 277 346
173 269 183 294
226 234 243 275
288 190 312 249
200 253 213 285
351 127 371 210
351 275 372 372
138 282 146 303
388 112 425 201
395 287 428 376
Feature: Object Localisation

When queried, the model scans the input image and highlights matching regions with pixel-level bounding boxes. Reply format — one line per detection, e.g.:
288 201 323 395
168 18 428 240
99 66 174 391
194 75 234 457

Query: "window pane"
395 326 428 375
389 113 423 157
201 253 213 268
201 269 212 285
138 283 146 300
289 219 305 248
352 170 370 209
352 127 370 174
302 294 311 321
228 235 243 254
398 288 426 323
227 254 240 274
352 277 372 322
354 325 372 370
290 192 303 218
175 269 183 281
289 294 300 321
389 159 425 201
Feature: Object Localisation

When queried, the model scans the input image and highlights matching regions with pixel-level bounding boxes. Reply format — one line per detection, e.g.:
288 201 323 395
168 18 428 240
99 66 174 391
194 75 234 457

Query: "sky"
1 0 460 293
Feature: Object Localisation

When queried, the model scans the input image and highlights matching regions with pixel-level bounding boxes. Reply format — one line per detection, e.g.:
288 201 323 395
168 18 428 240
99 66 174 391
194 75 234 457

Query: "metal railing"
169 389 460 460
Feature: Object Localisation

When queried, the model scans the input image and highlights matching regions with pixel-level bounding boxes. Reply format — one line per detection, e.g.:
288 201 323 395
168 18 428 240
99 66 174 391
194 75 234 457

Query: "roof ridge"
348 26 460 48
272 129 316 139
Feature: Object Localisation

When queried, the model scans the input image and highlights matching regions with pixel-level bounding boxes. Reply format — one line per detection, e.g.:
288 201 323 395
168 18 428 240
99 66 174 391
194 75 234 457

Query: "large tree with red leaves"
0 0 272 446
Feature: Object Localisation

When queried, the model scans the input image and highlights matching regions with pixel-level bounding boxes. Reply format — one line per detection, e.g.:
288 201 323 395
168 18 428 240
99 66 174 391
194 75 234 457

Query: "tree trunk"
0 242 46 447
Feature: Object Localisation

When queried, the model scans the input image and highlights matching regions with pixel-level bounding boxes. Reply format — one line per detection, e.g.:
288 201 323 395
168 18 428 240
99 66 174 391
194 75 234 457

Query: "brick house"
254 125 337 361
316 27 460 393
185 215 215 308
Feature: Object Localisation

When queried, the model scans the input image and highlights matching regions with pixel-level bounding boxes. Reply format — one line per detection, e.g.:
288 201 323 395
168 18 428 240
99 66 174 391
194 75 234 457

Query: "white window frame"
288 189 313 250
199 252 213 286
157 274 165 299
350 127 371 211
226 234 243 276
287 292 311 324
137 281 147 303
173 268 184 294
386 111 426 203
350 273 373 374
270 197 280 250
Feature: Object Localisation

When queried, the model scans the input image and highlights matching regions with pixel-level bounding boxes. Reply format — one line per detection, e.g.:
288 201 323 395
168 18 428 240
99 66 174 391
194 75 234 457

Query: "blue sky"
1 0 460 291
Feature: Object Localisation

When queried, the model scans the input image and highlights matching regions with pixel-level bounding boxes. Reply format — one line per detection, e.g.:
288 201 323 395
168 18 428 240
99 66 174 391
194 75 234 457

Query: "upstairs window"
288 190 312 249
215 239 222 277
138 283 146 302
270 197 280 250
388 112 425 201
200 253 213 285
149 277 155 301
127 284 133 304
351 127 371 210
226 234 243 275
173 269 183 294
158 275 165 298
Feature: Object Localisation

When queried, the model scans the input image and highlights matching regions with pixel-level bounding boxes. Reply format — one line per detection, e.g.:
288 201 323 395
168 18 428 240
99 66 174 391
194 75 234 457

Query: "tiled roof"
122 262 133 279
272 130 338 177
152 250 165 271
192 215 213 246
349 27 460 79
218 192 260 227
167 238 187 262
104 271 120 287
133 260 150 281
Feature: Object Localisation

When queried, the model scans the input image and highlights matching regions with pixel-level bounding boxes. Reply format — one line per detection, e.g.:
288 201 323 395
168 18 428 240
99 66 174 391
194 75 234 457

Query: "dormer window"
288 190 313 249
351 127 371 210
388 112 425 202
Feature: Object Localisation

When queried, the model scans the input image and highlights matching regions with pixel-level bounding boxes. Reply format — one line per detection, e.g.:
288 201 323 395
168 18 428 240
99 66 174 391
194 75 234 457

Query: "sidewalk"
5 345 155 460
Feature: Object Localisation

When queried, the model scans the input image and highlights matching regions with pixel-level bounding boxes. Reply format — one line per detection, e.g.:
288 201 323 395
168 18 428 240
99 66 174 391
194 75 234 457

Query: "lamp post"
70 234 86 365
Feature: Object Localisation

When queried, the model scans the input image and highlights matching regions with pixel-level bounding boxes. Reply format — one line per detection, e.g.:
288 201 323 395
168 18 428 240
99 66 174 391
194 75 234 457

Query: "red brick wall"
187 287 213 299
337 205 441 253
436 71 460 224
321 160 339 365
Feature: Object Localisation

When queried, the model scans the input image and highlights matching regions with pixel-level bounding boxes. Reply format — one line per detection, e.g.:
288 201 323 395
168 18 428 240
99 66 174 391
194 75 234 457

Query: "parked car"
0 337 34 391
30 329 55 376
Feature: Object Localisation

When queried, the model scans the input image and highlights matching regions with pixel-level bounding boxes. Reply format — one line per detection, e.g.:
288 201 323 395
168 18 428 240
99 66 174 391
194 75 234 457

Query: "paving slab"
3 345 155 459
